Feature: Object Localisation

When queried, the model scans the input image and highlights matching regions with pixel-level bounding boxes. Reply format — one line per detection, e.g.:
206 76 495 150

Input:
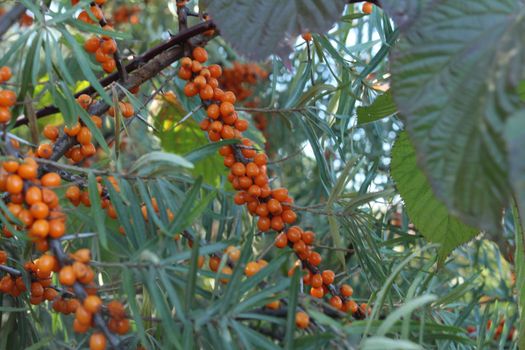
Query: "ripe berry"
308 251 322 266
362 2 373 14
89 332 107 350
340 284 353 297
321 270 335 285
192 47 208 63
41 172 61 187
244 261 261 277
329 295 343 309
274 233 288 248
59 265 76 286
84 295 102 313
295 311 310 329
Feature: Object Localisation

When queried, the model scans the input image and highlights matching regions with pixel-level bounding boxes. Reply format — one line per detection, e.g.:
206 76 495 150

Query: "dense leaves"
391 131 478 263
388 0 525 232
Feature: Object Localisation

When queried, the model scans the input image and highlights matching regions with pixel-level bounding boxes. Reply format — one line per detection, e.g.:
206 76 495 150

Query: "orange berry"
308 251 322 266
89 332 107 350
184 82 198 97
30 202 49 219
244 261 261 277
266 300 280 310
340 284 353 297
77 94 92 108
41 172 61 187
302 32 312 41
6 174 23 194
362 2 373 14
301 231 315 245
101 39 117 55
102 59 116 73
208 256 220 272
310 286 324 298
43 125 59 141
274 233 288 248
84 295 102 313
0 66 13 82
17 163 37 180
77 127 92 145
286 226 302 243
59 265 76 286
321 270 335 285
295 311 310 329
0 90 17 107
84 36 100 53
220 102 234 117
329 295 343 309
257 216 271 231
282 209 297 224
192 47 208 63
208 64 222 78
0 107 11 123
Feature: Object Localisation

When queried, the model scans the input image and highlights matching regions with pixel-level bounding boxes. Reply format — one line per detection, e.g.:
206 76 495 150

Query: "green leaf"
129 151 194 176
391 131 478 263
284 269 301 349
388 0 525 232
204 0 345 60
357 91 397 124
87 172 107 248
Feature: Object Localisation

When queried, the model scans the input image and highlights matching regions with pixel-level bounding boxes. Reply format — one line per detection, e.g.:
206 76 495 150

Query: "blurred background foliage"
0 0 519 349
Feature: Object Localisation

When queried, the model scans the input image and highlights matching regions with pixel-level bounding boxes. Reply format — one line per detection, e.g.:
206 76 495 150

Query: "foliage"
0 0 521 349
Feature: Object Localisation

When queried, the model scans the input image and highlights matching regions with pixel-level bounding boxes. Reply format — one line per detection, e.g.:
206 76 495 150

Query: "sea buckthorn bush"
0 1 521 349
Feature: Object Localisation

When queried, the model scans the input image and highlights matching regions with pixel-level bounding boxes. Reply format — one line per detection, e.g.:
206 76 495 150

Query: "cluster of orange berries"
40 94 101 162
76 0 118 74
0 158 64 250
0 66 16 123
466 319 516 341
178 46 366 326
111 4 140 25
219 62 268 102
180 47 249 140
0 256 59 303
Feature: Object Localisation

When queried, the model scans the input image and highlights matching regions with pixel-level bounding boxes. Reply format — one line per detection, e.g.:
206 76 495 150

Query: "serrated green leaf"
391 131 478 263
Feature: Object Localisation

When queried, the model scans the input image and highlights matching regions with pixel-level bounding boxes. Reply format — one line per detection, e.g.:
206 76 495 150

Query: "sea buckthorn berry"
36 254 57 274
231 162 246 176
221 125 235 139
72 249 91 263
308 251 322 266
270 215 284 231
286 226 302 242
234 119 249 132
59 265 76 286
6 174 23 194
282 209 297 224
77 94 92 108
214 88 225 101
272 188 289 202
220 102 234 117
295 311 310 329
311 274 323 288
81 144 97 157
246 162 259 177
102 59 116 73
340 284 353 297
208 64 222 78
41 172 61 187
43 287 58 301
84 36 100 53
73 318 90 333
37 143 53 159
342 300 358 313
0 66 13 81
0 250 7 264
267 198 282 214
0 90 17 107
30 282 44 297
194 75 207 89
89 332 107 350
301 231 315 245
64 122 81 136
101 39 117 55
200 68 211 79
192 47 208 63
91 115 103 128
330 296 343 310
84 295 102 313
244 261 261 277
30 202 49 219
0 107 11 123
310 286 324 298
43 125 59 141
257 216 271 231
266 300 280 310
184 82 198 97
3 160 19 173
302 32 312 41
321 270 335 285
191 60 202 73
207 104 220 119
254 153 267 166
274 233 288 248
225 245 241 262
293 240 307 254
223 91 236 104
107 300 126 319
116 318 130 334
18 162 37 180
362 2 373 14
209 256 220 272
180 57 192 69
49 219 65 238
220 266 232 283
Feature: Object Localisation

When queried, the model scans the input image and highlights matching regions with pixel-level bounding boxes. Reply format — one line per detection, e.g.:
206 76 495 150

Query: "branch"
0 264 22 277
14 20 215 126
0 4 25 40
